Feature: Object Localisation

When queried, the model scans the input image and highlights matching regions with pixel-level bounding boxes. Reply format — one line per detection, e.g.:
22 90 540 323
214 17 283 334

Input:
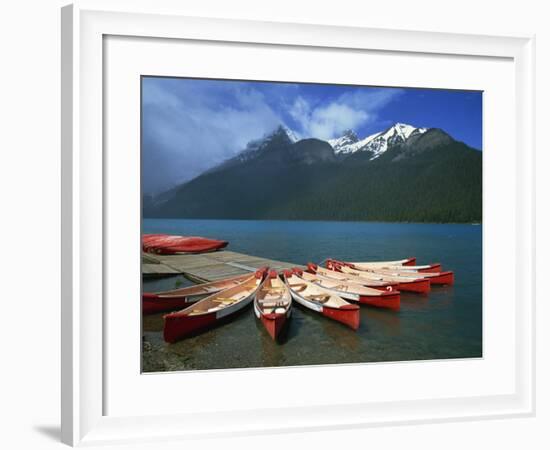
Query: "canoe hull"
163 311 217 343
426 271 454 285
288 288 359 330
163 292 255 343
369 284 400 292
354 263 441 273
398 278 431 293
142 295 195 315
142 234 228 254
358 292 400 310
259 311 290 341
321 304 360 330
378 270 453 286
418 264 441 273
347 257 417 267
153 241 228 255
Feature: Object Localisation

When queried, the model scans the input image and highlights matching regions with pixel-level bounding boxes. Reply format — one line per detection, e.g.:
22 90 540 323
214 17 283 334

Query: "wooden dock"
142 250 299 283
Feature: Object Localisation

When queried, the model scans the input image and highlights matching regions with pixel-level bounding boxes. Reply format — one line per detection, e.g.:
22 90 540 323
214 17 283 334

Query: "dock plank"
142 250 300 282
142 263 180 277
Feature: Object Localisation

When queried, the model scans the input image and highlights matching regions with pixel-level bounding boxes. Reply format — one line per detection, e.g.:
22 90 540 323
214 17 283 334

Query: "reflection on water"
142 219 482 371
363 308 402 337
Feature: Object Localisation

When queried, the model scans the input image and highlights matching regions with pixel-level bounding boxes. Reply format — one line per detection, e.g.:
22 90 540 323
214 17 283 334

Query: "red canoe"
361 267 454 286
345 257 418 266
282 270 359 330
295 268 400 311
253 270 292 340
307 263 399 291
143 294 196 315
142 234 180 251
142 273 252 315
163 268 268 343
142 234 228 254
326 260 431 294
339 260 453 286
349 260 442 273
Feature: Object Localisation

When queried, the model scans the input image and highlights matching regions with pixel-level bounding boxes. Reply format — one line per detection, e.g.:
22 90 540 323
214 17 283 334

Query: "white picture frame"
61 1 535 446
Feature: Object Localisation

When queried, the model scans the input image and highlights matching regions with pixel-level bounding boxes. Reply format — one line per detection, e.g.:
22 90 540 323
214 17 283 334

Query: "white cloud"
290 88 402 140
142 79 284 194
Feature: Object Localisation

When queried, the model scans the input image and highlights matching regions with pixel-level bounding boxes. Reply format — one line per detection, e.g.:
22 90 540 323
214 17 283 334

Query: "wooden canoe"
306 263 399 291
349 261 442 273
254 270 292 340
295 268 400 310
282 270 359 330
326 260 431 294
344 257 417 267
142 233 228 254
142 234 183 251
142 273 252 315
339 261 453 286
354 267 454 286
163 268 267 343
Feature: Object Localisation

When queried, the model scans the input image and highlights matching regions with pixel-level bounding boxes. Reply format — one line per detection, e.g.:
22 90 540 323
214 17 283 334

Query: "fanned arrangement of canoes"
142 233 228 255
143 257 454 343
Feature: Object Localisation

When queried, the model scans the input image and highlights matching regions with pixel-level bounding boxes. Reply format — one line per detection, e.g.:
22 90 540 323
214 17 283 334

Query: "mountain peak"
216 124 299 170
328 129 359 154
331 123 428 159
342 129 358 139
271 124 299 143
385 122 426 141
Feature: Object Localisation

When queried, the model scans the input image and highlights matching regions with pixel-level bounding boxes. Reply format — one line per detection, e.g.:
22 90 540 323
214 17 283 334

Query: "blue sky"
142 77 482 194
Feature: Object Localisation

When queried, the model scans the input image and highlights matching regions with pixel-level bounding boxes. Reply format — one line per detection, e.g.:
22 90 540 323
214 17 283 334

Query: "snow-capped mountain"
150 124 481 223
328 129 359 154
330 123 427 159
222 122 426 171
281 125 300 143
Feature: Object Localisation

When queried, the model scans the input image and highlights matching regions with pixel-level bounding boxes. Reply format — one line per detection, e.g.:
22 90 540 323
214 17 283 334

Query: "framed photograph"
140 76 482 370
61 2 535 446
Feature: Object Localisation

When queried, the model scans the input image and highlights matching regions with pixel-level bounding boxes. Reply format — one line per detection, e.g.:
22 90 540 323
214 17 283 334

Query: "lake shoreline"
143 216 483 226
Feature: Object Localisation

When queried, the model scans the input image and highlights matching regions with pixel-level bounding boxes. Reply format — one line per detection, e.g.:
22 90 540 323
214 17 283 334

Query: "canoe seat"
212 298 236 304
309 294 330 303
261 300 289 308
261 302 278 308
214 291 249 302
289 283 307 292
267 287 285 293
333 284 349 291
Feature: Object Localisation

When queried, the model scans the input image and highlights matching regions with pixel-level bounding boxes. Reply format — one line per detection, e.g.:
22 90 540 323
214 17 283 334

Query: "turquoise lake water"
142 219 482 371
